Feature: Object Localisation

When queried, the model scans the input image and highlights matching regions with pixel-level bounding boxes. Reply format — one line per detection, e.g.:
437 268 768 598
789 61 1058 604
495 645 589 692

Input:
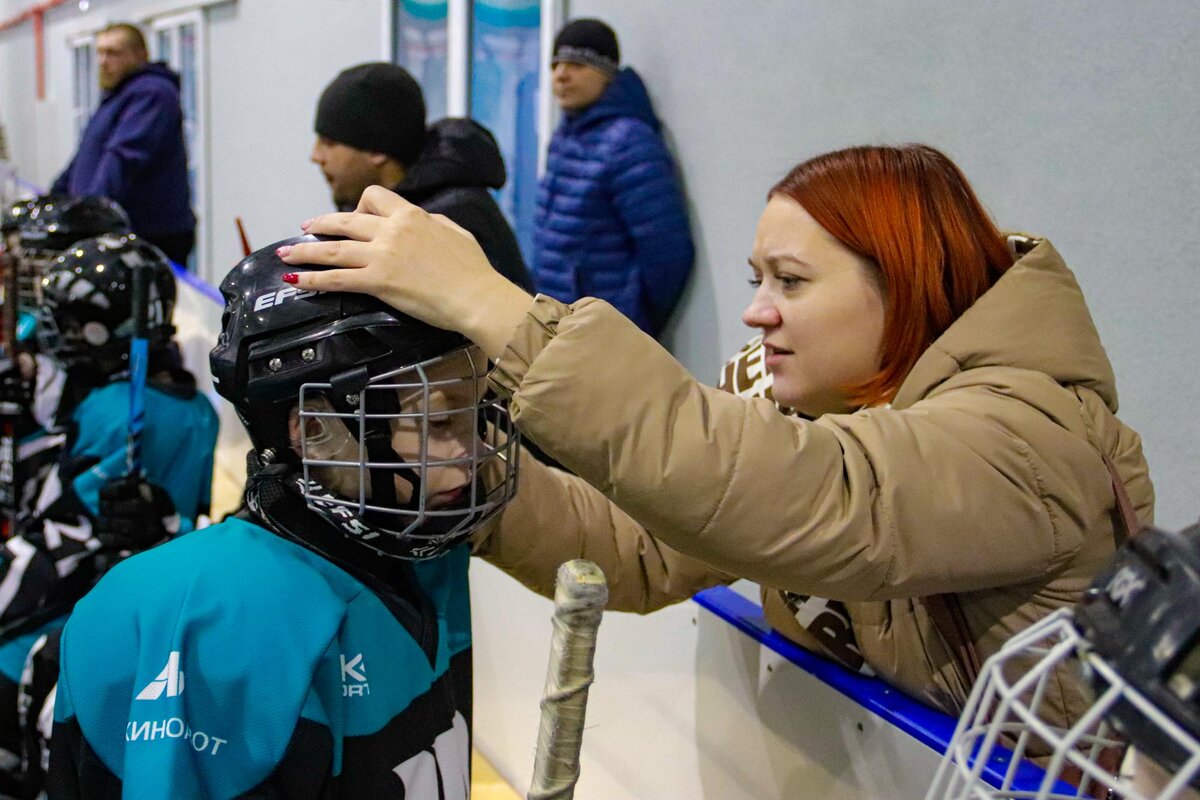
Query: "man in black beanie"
311 62 532 291
534 18 694 338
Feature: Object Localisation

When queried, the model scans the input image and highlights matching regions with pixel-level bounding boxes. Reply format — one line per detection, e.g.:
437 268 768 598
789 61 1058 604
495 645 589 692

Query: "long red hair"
771 144 1013 407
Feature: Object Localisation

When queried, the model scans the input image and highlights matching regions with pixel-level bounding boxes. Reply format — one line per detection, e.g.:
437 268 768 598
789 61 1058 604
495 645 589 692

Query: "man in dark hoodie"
311 62 532 292
51 24 195 265
536 18 694 338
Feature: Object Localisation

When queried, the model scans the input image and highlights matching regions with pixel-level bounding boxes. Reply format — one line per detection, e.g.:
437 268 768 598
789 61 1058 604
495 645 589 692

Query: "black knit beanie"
314 62 426 166
552 18 619 76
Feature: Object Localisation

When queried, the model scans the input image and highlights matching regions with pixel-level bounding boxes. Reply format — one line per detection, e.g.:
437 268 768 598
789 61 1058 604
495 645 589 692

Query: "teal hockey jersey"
52 516 473 799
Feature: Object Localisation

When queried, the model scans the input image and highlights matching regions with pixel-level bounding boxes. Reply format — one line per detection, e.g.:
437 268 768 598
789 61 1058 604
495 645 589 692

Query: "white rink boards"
471 562 953 800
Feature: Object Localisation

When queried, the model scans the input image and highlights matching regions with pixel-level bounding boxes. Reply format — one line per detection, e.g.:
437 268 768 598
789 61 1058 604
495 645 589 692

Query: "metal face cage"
3 233 48 306
298 345 519 559
927 610 1200 800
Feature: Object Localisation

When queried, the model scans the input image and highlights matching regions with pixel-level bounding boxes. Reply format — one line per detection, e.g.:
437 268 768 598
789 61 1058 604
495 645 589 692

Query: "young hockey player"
0 196 133 521
0 233 217 795
48 236 518 798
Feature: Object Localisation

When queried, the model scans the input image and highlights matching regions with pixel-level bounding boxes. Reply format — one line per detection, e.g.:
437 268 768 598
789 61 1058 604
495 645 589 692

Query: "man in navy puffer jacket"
535 19 694 338
51 23 194 265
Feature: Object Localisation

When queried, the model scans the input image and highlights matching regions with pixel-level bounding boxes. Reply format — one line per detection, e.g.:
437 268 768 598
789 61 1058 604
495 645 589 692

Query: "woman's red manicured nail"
281 273 298 284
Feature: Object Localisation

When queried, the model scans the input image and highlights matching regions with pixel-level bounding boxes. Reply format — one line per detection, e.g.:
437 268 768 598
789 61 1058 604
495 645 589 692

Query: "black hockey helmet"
1074 520 1200 781
210 235 519 561
2 194 131 264
38 234 176 374
4 195 132 306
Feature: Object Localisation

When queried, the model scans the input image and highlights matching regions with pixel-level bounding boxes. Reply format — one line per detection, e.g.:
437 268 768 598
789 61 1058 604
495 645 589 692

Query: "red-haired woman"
279 144 1153 723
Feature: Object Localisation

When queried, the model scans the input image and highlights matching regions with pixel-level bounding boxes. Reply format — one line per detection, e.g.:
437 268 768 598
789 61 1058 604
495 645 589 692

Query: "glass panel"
179 22 200 270
393 0 449 123
179 24 198 183
156 29 173 64
73 45 86 136
180 24 197 117
72 43 100 139
471 0 540 259
86 45 97 113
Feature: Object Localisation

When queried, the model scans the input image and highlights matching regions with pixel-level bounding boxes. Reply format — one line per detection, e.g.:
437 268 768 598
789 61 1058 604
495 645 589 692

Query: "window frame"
67 33 100 142
148 8 208 277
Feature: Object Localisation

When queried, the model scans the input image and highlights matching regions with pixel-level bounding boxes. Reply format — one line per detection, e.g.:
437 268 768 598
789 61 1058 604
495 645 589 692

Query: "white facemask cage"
926 609 1200 800
297 345 519 551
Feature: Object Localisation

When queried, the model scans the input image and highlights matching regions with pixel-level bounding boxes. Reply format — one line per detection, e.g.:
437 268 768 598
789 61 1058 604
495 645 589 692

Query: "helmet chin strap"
361 386 403 512
249 447 486 562
245 456 397 562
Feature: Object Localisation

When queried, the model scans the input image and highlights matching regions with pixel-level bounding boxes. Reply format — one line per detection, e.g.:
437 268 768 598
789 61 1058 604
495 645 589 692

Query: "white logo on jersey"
1106 565 1147 609
136 651 185 700
392 712 469 800
253 285 317 312
125 718 228 756
341 653 369 697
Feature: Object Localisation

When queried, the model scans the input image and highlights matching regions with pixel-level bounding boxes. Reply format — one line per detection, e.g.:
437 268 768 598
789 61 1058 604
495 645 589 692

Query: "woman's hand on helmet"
280 186 534 359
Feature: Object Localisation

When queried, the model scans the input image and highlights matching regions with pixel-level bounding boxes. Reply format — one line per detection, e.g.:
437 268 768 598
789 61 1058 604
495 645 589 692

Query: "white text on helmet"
253 286 318 312
1105 565 1147 608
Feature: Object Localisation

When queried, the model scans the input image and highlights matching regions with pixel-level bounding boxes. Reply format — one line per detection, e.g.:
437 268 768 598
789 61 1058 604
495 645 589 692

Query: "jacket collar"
563 68 660 133
891 237 1118 412
394 117 507 199
102 61 180 99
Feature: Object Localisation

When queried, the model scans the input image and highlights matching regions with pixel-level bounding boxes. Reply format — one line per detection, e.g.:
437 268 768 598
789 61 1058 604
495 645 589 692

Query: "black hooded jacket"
392 118 532 292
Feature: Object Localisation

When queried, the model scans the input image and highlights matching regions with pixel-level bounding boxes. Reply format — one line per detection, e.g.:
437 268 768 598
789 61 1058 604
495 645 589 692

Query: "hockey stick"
235 216 252 257
527 560 608 800
0 240 19 538
125 259 150 478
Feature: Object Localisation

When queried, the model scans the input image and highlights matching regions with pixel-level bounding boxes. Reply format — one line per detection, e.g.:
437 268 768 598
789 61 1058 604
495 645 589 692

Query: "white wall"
203 0 386 280
581 0 1200 530
0 2 73 182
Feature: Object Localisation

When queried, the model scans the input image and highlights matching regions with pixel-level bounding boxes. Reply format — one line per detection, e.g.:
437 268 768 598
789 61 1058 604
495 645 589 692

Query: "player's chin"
768 373 805 409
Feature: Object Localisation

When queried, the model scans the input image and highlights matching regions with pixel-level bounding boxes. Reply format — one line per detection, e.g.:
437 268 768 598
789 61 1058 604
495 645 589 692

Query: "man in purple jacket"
51 23 194 265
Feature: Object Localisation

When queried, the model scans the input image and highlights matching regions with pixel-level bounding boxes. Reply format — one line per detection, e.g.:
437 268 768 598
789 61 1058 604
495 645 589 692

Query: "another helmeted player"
0 233 217 795
927 518 1200 800
49 237 518 798
2 194 131 322
0 196 133 525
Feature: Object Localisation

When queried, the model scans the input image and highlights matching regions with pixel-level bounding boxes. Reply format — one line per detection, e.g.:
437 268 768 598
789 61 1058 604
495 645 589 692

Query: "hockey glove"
97 476 180 553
